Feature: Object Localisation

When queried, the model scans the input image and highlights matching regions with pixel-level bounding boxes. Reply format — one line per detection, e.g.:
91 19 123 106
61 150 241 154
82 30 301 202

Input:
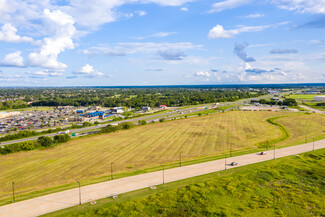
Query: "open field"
276 113 325 145
0 111 325 204
3 106 54 112
287 94 320 101
45 148 325 217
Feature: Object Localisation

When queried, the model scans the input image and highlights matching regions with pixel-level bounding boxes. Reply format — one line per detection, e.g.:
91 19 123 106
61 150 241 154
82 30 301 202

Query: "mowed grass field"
0 111 324 203
287 94 319 101
276 113 325 146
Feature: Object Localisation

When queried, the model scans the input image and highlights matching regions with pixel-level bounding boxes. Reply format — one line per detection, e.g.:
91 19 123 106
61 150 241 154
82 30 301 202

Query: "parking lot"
0 107 79 134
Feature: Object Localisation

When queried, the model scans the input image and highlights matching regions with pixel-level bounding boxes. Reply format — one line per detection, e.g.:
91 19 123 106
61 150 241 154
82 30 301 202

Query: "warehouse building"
84 111 105 118
314 96 325 102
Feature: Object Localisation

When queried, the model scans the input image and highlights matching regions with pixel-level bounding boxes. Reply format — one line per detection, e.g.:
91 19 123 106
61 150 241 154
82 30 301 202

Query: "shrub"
100 125 119 133
120 122 134 129
19 141 35 150
82 122 92 127
53 134 71 143
138 120 147 125
37 136 53 147
159 118 165 122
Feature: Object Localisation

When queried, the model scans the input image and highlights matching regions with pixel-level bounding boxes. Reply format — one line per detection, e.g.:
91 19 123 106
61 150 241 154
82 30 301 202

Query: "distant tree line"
259 98 297 106
29 88 265 109
0 100 30 110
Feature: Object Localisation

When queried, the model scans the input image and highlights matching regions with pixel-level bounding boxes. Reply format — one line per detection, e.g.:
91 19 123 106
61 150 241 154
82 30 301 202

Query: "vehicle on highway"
260 151 266 155
230 162 238 166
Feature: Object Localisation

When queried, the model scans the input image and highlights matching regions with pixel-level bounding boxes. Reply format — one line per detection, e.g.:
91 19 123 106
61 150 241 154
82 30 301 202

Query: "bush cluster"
99 122 135 134
0 141 39 155
0 134 71 155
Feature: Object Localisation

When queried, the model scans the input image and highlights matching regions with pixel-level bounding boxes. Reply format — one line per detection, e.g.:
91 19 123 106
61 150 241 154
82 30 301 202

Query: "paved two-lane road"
298 104 325 114
0 140 324 217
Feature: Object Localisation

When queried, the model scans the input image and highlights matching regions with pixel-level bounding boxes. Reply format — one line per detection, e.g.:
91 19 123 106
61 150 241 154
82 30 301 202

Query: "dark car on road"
230 162 238 166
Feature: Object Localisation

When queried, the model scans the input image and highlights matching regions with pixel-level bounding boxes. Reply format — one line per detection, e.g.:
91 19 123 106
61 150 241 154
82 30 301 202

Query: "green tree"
120 122 134 129
53 134 71 143
37 136 53 147
138 120 147 125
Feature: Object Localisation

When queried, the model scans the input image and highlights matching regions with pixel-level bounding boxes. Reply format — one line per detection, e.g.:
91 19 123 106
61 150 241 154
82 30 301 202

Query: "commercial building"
110 107 124 114
84 111 105 118
141 106 150 112
314 96 325 102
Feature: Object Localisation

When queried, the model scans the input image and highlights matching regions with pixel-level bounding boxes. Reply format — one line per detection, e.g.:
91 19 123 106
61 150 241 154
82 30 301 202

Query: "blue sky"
0 0 325 86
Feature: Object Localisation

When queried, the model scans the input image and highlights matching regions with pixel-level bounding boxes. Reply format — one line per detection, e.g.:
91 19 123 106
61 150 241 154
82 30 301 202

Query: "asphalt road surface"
0 140 324 217
298 104 325 114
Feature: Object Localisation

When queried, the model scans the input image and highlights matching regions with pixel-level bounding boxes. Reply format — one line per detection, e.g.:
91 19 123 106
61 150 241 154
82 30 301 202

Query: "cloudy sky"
0 0 325 86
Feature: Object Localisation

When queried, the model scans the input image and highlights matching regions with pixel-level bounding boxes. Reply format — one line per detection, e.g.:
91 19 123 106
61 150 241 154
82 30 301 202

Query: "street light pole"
230 144 233 157
161 165 165 184
12 181 15 203
179 151 183 167
77 181 81 205
225 154 227 170
111 162 114 180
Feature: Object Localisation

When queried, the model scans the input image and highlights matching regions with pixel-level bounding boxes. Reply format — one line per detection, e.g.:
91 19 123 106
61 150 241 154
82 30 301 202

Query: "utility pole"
179 151 183 167
230 144 233 157
77 181 81 205
161 165 165 184
111 162 114 180
12 181 15 203
225 154 227 170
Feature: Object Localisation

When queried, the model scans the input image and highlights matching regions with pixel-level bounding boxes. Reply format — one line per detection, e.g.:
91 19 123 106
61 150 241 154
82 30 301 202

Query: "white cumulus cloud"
73 64 103 77
0 51 24 67
0 23 34 43
28 9 76 69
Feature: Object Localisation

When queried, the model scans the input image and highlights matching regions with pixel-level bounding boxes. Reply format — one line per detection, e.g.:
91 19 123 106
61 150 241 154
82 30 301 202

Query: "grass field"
287 94 319 101
4 106 54 112
276 113 325 146
0 111 325 204
45 148 325 217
